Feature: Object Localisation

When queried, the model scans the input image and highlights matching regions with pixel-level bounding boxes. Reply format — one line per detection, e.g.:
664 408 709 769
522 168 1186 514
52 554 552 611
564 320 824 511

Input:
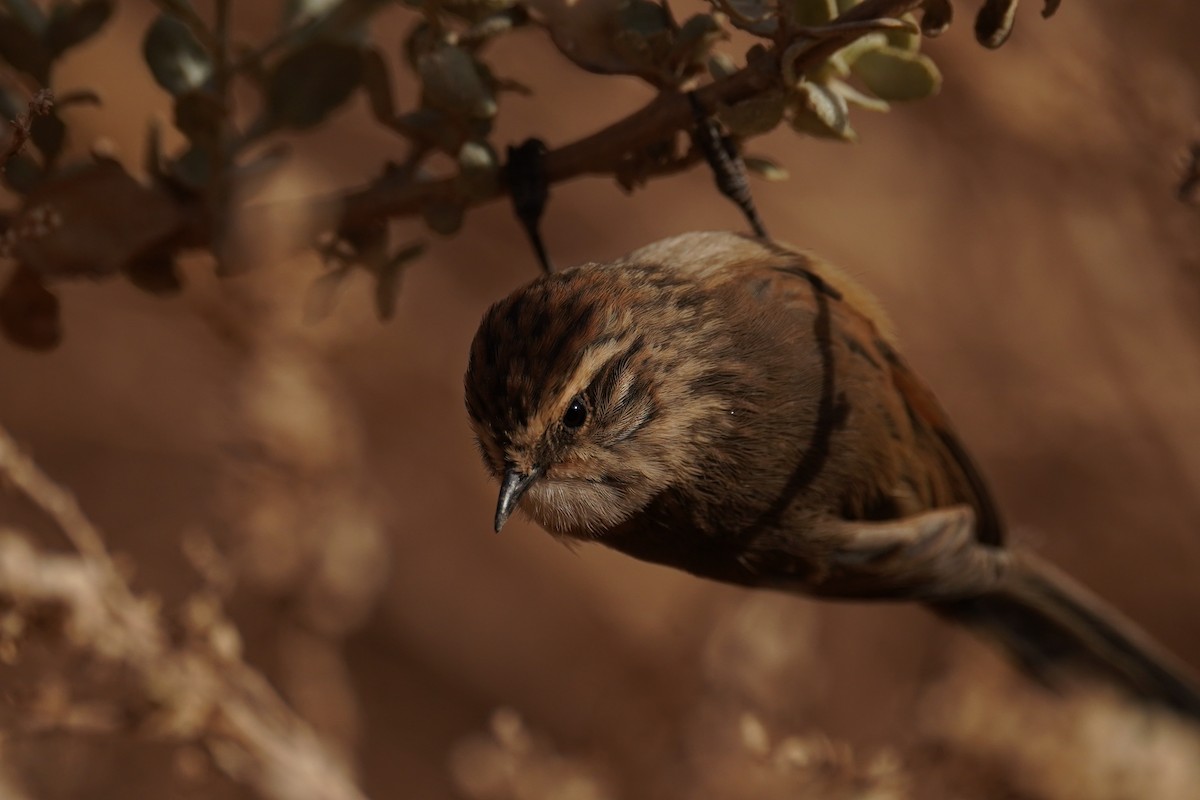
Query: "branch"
0 425 370 800
335 0 925 230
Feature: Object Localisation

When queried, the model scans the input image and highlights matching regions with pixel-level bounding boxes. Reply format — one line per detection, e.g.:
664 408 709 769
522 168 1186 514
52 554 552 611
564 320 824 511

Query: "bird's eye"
562 397 587 429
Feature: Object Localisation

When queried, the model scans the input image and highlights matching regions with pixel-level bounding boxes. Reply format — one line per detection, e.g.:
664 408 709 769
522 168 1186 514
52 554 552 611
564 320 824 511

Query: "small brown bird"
464 231 1200 716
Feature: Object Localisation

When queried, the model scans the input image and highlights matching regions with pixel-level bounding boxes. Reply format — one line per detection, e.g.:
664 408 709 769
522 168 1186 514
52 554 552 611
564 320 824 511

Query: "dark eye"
562 397 587 429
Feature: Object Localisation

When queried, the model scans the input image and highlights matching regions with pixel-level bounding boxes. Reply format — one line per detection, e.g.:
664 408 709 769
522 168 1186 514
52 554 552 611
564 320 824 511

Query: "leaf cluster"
0 0 1061 349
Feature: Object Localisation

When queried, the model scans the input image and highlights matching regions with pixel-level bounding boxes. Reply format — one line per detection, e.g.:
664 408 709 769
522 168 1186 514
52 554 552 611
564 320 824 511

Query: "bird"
463 230 1200 717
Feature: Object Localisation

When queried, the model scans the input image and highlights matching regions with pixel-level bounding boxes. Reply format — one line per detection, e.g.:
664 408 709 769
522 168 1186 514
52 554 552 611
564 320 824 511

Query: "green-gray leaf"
421 196 465 235
2 0 46 34
789 81 854 141
851 46 941 101
884 12 920 51
920 0 952 36
718 90 785 137
671 13 726 73
267 40 363 130
168 144 212 191
743 154 789 181
418 43 496 121
0 14 50 82
30 111 65 163
976 0 1017 48
142 13 212 95
457 139 499 199
3 153 43 194
46 0 113 58
712 0 778 36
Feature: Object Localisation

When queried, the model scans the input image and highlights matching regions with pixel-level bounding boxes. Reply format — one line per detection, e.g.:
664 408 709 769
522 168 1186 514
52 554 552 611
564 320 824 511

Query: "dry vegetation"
0 1 1199 798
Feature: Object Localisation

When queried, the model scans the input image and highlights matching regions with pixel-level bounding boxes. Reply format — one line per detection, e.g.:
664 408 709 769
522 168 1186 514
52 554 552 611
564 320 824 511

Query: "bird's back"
625 231 1004 546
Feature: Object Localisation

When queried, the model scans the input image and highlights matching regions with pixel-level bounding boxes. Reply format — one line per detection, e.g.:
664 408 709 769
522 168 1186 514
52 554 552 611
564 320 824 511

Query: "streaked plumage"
465 231 1200 717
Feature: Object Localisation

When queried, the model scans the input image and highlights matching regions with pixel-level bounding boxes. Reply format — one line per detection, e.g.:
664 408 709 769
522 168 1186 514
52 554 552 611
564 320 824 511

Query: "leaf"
172 88 224 145
0 86 21 119
885 12 921 51
711 0 778 36
0 264 60 350
851 46 941 101
789 80 854 141
0 14 50 82
45 0 113 58
144 119 163 178
670 13 727 74
976 0 1017 48
460 7 526 46
718 90 785 137
395 108 462 152
266 40 363 130
830 78 889 112
142 13 213 95
743 154 788 181
167 143 211 191
124 252 182 295
920 0 952 37
619 0 673 39
361 46 396 124
12 160 184 278
374 242 424 320
282 0 340 25
827 32 886 71
418 43 496 121
2 0 46 34
457 139 499 199
707 52 737 80
421 197 465 235
29 111 65 163
611 0 675 76
3 154 41 194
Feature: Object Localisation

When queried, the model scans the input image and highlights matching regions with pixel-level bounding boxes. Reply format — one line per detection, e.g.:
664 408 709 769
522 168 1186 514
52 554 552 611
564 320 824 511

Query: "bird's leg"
687 91 768 239
504 138 554 274
816 506 1011 601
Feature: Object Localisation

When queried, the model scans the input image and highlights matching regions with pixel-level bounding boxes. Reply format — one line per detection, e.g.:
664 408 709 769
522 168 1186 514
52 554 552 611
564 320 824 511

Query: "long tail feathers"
932 550 1200 719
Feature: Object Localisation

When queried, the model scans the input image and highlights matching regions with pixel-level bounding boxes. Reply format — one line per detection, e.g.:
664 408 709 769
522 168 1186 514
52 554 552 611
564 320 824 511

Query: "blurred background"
1 1 1199 798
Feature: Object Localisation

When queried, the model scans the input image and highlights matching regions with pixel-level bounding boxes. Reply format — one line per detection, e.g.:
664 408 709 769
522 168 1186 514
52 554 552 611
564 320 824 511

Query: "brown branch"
1 89 54 172
0 425 370 800
335 0 924 230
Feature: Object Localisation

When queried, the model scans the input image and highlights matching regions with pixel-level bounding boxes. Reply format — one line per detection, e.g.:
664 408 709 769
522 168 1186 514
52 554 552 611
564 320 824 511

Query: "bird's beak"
494 466 540 533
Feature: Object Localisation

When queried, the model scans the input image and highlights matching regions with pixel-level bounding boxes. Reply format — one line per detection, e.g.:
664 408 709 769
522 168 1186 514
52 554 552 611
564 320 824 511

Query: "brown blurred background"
2 1 1199 798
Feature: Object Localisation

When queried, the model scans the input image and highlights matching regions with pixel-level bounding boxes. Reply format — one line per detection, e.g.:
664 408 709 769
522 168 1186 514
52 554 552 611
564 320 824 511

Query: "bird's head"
464 259 738 537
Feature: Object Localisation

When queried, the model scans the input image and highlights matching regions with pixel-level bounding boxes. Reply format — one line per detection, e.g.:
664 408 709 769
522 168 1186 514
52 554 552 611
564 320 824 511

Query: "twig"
0 422 107 562
1 89 54 172
0 425 370 800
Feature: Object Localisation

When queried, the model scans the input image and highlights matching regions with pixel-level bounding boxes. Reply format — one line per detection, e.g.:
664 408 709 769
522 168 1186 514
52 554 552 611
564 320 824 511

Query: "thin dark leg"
687 92 768 239
504 138 554 274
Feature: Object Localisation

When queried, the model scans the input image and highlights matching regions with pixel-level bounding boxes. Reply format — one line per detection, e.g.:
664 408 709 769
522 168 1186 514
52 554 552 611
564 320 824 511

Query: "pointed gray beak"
494 466 539 532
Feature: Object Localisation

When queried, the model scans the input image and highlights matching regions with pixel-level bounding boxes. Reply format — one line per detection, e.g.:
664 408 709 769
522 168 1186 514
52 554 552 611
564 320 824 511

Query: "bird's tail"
932 550 1200 719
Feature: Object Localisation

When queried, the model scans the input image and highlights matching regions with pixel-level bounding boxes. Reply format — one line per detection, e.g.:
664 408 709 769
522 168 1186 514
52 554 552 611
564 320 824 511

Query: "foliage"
0 0 1060 348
